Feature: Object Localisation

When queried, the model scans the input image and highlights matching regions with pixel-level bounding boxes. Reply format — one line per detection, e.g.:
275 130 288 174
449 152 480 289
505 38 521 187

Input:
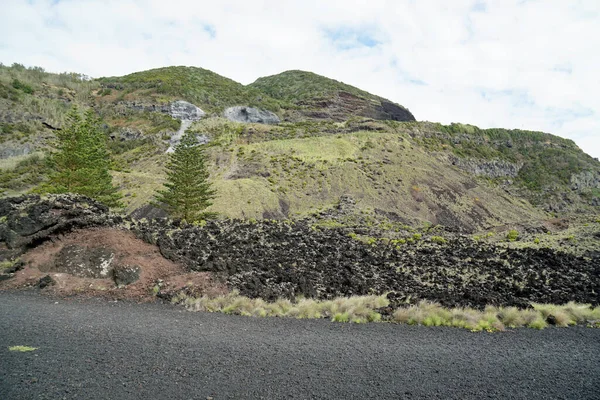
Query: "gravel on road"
1 291 599 399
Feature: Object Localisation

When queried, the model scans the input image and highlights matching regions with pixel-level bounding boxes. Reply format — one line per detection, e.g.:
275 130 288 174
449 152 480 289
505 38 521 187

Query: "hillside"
97 66 286 114
0 62 599 236
249 70 416 122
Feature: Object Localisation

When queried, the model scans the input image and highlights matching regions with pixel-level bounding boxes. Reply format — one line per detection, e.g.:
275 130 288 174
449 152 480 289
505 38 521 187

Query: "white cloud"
1 0 598 158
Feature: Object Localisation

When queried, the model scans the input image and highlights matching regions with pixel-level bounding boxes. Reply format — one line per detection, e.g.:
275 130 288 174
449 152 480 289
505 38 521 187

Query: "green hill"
1 62 599 233
249 70 415 122
97 66 285 114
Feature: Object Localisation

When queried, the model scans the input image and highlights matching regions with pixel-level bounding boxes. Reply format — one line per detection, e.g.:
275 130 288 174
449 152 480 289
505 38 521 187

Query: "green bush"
506 230 519 242
12 79 34 94
430 236 447 244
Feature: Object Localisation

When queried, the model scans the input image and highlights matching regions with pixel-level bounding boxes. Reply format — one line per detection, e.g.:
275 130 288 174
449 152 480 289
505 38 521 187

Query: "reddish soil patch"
1 227 228 301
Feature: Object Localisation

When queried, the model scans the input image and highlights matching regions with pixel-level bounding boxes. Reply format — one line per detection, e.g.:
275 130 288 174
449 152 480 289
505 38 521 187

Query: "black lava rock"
113 265 141 287
38 275 56 289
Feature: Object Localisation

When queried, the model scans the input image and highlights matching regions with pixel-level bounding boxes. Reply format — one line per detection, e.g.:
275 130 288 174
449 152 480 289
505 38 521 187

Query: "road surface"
1 291 599 399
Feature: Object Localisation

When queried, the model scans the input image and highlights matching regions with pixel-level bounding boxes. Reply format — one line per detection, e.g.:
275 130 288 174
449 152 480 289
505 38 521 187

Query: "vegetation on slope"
250 70 396 106
408 121 600 200
0 63 99 144
249 70 415 121
0 62 598 223
97 66 286 114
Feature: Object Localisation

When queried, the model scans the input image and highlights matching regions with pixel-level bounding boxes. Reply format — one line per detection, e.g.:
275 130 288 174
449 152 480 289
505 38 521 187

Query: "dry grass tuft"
180 291 389 323
177 291 600 331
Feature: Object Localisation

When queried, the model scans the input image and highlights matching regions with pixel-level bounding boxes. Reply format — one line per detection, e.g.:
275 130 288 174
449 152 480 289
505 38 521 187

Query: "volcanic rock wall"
133 219 600 309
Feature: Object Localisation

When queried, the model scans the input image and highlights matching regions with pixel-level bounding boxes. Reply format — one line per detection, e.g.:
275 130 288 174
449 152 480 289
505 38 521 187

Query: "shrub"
430 236 446 244
506 229 519 242
11 79 34 94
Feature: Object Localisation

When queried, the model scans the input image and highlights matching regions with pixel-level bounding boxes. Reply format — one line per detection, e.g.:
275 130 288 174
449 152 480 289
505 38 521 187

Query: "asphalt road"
1 291 599 399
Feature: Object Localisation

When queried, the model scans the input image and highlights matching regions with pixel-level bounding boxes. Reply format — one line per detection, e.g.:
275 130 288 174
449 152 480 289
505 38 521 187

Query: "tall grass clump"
176 290 600 331
179 291 388 323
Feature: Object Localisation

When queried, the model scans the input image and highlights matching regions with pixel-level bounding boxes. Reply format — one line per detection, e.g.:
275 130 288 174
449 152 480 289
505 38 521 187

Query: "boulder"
51 244 115 279
112 264 141 287
224 106 280 124
38 275 56 289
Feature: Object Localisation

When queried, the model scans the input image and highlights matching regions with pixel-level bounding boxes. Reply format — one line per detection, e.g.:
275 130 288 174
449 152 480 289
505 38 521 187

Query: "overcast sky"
1 0 599 158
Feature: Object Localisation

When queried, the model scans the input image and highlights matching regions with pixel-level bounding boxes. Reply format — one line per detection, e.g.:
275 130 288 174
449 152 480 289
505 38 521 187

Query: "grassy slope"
1 63 599 229
111 118 547 231
250 70 400 106
410 121 600 195
248 70 414 118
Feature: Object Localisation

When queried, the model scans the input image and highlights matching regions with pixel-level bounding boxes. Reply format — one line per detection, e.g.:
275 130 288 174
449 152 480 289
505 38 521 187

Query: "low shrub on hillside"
506 229 519 242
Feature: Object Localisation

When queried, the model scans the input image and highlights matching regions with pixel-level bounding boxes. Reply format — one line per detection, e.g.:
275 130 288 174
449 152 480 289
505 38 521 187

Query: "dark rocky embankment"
134 219 600 309
1 195 598 310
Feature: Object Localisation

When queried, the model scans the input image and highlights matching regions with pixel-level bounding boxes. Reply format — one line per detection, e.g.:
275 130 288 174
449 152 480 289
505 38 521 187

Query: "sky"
1 0 599 158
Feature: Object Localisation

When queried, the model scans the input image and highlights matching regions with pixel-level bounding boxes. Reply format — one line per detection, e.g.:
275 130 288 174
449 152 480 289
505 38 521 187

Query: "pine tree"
44 106 121 207
155 131 216 222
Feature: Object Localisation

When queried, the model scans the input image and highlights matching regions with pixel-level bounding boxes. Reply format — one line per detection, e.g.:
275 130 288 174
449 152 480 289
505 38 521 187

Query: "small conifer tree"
155 131 216 222
44 106 121 207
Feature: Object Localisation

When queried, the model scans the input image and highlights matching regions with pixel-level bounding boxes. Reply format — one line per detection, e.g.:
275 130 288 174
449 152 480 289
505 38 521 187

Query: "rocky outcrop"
224 106 280 124
0 194 119 261
0 144 32 159
168 100 205 121
166 101 206 152
117 100 204 120
133 219 600 309
571 171 600 191
449 156 522 179
372 100 416 122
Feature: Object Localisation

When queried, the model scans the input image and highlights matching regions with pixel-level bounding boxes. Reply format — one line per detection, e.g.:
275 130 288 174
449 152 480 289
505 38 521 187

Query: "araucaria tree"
155 131 216 222
45 106 121 207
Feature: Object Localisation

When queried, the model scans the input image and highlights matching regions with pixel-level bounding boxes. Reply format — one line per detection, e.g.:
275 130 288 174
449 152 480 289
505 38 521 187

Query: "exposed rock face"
373 100 416 122
0 195 118 261
0 144 32 159
49 244 115 278
224 106 280 124
169 100 205 121
166 101 206 152
571 171 600 191
133 219 600 309
449 156 522 178
296 92 415 123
